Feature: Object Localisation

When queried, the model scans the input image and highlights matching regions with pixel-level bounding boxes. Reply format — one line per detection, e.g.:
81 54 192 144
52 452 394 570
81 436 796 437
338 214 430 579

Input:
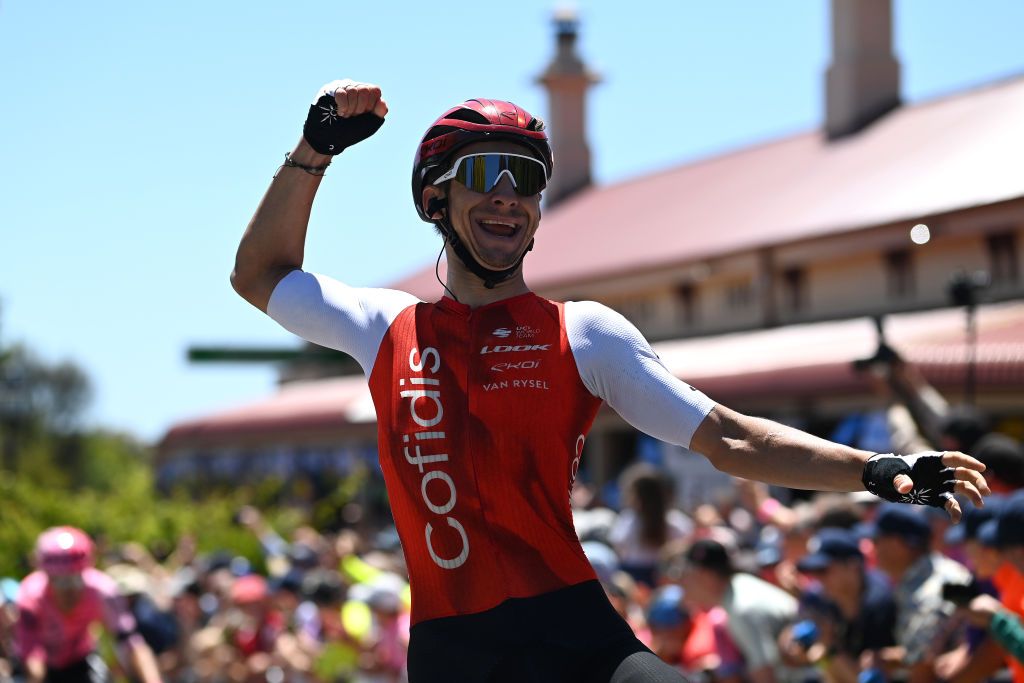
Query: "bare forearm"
692 405 872 492
231 138 330 311
948 639 1006 683
130 640 164 683
25 657 46 683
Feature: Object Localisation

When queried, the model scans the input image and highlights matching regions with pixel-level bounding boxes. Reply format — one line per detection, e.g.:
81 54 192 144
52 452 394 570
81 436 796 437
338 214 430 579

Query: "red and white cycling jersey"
269 271 715 624
16 568 140 668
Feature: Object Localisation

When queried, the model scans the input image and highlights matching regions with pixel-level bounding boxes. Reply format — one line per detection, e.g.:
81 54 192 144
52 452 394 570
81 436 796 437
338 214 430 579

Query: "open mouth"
476 218 521 239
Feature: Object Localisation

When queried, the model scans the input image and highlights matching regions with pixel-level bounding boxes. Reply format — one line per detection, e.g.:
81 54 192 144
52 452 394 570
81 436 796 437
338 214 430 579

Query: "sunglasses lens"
453 154 546 195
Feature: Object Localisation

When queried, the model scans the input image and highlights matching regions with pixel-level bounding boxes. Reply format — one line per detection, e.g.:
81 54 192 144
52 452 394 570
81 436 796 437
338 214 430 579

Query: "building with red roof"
159 2 1024 500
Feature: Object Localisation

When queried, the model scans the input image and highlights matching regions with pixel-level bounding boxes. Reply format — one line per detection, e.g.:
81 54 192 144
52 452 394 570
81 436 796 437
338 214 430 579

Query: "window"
782 267 805 312
987 232 1018 286
676 283 697 325
726 279 753 310
613 297 654 326
885 250 914 299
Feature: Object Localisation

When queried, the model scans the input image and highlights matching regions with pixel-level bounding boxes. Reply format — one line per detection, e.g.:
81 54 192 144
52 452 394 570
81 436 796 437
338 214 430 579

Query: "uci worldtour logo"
480 344 550 354
492 327 512 338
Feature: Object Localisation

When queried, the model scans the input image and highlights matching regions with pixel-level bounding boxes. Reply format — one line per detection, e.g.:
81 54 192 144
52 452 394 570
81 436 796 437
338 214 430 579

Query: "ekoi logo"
398 346 468 570
490 359 541 373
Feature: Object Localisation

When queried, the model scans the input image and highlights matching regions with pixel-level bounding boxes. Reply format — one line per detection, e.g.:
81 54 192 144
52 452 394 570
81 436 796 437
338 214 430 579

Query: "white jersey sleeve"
565 300 716 448
266 270 419 377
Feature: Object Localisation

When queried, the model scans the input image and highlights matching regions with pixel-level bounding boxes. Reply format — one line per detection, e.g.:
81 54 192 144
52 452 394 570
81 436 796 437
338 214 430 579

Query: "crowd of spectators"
2 383 1023 682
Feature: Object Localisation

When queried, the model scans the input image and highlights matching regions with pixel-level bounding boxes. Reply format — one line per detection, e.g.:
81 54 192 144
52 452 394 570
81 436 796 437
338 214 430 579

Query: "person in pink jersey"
15 527 162 683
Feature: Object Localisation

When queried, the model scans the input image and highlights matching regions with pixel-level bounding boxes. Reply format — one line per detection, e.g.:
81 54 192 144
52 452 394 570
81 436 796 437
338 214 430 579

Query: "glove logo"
303 86 386 156
862 451 955 508
319 102 339 125
900 489 934 505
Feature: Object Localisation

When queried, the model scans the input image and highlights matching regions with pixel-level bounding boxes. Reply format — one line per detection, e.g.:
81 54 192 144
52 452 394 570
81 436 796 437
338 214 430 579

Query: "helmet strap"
433 214 533 290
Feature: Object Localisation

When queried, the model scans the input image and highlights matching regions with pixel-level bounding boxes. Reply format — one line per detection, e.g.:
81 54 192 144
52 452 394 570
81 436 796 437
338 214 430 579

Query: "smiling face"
422 141 543 273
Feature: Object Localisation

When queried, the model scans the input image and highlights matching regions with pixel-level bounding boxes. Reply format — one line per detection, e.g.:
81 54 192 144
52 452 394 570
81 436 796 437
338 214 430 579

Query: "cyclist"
15 527 163 683
231 80 991 682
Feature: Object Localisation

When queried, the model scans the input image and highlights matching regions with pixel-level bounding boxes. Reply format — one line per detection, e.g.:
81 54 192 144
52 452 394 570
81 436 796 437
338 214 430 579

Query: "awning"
159 374 377 451
660 301 1024 401
159 302 1024 451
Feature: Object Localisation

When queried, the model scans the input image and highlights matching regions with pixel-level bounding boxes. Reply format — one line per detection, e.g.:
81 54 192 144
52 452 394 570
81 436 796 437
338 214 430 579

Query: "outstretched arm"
690 404 989 522
565 300 989 523
231 80 388 312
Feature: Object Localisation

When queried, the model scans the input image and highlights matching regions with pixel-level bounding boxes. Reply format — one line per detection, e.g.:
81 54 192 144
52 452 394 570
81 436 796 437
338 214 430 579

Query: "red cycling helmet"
411 98 553 223
35 526 94 576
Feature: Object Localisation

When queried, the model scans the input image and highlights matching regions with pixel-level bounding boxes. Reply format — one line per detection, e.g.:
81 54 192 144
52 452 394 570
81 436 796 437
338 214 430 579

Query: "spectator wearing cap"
959 492 1024 682
932 503 1009 683
871 504 971 683
780 528 896 683
645 584 745 683
228 575 285 661
936 514 1015 683
679 539 799 683
947 500 1003 577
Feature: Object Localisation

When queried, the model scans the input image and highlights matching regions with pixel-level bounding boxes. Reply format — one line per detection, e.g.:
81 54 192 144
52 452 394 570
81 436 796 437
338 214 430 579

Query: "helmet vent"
444 108 490 125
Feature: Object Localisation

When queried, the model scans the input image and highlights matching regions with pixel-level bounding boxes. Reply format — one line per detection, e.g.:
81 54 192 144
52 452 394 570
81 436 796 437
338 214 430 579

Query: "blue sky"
2 1 1024 442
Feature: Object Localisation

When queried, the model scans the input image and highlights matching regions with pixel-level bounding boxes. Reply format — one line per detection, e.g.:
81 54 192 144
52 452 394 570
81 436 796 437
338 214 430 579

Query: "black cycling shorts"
44 654 112 683
407 580 686 683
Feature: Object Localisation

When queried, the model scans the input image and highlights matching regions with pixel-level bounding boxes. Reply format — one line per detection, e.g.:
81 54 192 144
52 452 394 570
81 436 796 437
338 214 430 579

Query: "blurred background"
3 1 1024 681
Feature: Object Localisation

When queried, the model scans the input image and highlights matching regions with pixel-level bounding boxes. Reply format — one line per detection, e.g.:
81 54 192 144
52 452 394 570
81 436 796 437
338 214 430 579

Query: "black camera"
941 581 980 607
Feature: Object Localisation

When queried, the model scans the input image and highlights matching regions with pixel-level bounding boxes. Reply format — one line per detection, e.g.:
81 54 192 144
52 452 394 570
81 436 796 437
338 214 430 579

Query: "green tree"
0 303 348 579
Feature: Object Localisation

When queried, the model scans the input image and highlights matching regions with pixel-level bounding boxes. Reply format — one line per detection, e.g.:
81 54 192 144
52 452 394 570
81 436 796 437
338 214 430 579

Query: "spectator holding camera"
871 505 971 683
960 493 1024 681
932 502 1006 682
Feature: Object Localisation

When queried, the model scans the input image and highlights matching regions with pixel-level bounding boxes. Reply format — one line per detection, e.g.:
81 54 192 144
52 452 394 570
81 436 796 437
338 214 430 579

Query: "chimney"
537 8 599 207
825 0 901 139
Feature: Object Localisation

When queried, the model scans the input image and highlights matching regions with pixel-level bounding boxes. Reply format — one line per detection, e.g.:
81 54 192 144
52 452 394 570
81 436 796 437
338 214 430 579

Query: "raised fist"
303 79 388 155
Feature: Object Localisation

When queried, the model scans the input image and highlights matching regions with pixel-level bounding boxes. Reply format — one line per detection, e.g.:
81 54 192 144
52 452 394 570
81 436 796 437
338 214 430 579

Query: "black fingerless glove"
862 451 956 507
302 88 385 155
